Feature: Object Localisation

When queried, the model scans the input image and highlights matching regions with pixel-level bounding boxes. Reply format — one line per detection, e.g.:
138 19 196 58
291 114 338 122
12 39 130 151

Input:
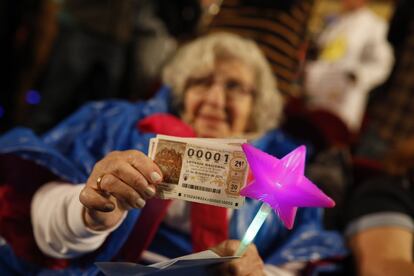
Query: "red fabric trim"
0 154 69 269
115 198 172 262
138 113 197 138
139 113 229 253
191 203 228 252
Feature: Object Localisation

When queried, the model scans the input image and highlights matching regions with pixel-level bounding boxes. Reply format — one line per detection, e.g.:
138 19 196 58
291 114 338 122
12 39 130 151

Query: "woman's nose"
204 82 226 108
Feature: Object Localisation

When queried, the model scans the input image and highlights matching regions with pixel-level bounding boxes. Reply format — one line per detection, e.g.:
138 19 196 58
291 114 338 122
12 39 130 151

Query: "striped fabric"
206 0 314 97
367 20 414 145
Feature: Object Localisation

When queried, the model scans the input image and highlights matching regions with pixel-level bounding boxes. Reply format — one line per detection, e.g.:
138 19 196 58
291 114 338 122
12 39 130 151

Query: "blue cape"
0 87 347 275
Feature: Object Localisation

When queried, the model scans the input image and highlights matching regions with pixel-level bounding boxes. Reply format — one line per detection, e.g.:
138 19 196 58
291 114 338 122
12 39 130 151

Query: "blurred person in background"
356 0 414 160
0 0 45 133
206 0 315 99
345 136 414 276
304 0 393 133
0 32 346 275
21 0 200 134
344 1 414 274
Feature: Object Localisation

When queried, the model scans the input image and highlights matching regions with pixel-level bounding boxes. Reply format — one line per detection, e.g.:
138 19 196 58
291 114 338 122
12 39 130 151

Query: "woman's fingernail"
104 203 115 211
136 198 146 208
150 172 162 183
145 186 156 197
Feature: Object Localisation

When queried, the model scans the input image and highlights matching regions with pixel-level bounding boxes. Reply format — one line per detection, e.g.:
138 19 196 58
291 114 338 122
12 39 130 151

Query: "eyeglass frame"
184 73 256 100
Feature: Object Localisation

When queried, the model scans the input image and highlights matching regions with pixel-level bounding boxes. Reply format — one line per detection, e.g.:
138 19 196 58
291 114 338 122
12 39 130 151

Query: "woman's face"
182 58 255 138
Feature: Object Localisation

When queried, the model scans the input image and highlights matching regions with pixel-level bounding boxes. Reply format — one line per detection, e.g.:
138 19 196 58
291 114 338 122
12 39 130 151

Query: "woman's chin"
196 130 221 138
194 121 230 138
195 127 229 138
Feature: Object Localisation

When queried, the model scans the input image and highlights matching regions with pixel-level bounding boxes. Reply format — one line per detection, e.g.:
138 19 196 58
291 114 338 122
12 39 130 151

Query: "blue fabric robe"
0 87 347 275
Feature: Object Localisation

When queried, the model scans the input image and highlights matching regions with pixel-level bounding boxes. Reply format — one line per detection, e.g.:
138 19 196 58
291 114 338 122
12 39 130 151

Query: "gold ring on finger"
96 175 105 190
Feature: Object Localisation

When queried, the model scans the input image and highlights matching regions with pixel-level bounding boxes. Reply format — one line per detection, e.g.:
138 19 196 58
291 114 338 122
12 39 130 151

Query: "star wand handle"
235 203 272 256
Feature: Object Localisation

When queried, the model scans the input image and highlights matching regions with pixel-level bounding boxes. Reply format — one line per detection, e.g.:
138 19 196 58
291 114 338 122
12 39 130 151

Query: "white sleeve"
31 182 126 259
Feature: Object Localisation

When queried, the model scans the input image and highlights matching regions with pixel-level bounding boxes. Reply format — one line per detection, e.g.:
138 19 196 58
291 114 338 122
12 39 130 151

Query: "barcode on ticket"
182 183 221 194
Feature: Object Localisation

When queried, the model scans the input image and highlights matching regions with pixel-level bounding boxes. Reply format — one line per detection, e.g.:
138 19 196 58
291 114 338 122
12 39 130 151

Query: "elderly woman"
0 32 345 275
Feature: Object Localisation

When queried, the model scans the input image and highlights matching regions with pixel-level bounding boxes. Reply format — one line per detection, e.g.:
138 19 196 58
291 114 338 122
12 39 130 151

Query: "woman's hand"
79 150 163 231
211 240 265 276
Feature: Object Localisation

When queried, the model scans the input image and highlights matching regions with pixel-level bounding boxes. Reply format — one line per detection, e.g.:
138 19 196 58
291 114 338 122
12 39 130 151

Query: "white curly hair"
162 32 284 134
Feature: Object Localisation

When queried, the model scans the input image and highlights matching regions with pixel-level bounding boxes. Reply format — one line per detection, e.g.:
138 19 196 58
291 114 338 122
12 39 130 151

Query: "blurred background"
310 0 393 34
0 0 395 135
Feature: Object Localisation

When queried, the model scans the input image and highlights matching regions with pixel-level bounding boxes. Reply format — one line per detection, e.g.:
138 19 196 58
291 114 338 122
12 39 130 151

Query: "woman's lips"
197 114 227 124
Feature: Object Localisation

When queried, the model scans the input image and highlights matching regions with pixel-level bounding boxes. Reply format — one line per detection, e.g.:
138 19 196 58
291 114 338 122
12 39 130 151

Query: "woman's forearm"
31 182 125 258
359 259 414 276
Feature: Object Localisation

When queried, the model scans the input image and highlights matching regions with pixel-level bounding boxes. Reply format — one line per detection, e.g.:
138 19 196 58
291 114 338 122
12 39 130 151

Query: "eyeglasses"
186 74 255 99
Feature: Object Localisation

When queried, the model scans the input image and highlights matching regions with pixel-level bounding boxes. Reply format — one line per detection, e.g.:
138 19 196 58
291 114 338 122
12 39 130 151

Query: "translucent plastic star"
240 144 335 229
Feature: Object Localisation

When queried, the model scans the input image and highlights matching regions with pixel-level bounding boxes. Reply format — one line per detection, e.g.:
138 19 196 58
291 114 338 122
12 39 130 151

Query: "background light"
26 90 41 105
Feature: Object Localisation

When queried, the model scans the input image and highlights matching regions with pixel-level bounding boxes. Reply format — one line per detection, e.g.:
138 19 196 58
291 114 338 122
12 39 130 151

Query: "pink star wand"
235 144 335 256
